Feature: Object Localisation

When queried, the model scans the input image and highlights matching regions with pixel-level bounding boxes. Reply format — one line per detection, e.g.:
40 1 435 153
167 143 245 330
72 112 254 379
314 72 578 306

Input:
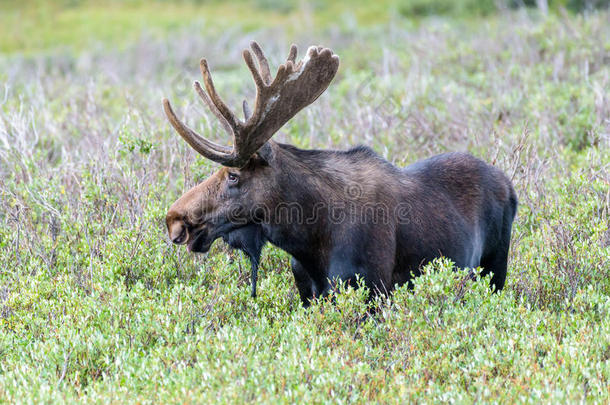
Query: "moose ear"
254 142 274 165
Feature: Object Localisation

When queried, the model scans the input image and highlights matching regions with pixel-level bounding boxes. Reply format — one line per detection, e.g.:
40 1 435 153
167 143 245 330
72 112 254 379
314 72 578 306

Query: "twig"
57 349 72 388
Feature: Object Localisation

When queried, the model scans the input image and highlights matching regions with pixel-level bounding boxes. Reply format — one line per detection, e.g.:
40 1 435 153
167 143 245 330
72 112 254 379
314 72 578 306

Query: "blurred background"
1 0 609 54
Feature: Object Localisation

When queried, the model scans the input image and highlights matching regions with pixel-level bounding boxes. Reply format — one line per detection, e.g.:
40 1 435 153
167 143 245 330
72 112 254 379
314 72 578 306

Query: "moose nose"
169 221 187 245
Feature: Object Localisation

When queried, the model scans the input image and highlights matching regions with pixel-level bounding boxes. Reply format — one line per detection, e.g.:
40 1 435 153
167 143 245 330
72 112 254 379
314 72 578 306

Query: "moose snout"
168 219 188 245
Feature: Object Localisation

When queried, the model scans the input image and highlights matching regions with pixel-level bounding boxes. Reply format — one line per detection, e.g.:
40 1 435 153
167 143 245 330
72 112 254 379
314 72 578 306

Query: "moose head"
163 42 338 255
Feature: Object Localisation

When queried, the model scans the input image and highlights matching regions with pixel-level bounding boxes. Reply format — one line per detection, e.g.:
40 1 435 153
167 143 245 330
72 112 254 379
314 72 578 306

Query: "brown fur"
166 142 517 305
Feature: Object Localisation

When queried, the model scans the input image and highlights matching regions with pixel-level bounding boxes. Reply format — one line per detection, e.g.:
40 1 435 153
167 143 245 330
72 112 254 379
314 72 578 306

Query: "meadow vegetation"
0 0 609 402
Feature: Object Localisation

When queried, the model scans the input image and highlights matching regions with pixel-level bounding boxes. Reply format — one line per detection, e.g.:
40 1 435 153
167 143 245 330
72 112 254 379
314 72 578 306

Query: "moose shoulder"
163 42 517 306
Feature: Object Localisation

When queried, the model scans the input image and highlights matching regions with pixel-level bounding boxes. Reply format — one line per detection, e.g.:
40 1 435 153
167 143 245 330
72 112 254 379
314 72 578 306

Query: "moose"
163 42 517 305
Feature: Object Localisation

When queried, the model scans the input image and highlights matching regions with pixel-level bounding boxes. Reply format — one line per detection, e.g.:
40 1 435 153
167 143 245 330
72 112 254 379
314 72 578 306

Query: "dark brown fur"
167 141 517 305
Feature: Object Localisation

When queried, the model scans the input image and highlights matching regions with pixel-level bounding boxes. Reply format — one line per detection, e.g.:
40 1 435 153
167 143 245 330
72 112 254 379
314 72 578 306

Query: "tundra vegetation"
0 0 609 403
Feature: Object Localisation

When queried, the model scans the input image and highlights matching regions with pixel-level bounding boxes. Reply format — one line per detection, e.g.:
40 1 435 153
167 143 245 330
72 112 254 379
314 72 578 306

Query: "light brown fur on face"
166 168 228 246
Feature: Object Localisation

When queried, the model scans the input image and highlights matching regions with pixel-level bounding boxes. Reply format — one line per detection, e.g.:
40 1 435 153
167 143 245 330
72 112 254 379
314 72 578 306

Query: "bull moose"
163 42 517 305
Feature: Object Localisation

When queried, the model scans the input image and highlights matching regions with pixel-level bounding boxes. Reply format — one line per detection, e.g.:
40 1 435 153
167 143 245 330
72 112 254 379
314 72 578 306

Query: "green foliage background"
0 0 609 402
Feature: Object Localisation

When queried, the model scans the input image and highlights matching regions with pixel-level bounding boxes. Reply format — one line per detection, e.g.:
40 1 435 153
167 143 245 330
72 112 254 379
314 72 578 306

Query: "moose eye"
227 172 239 185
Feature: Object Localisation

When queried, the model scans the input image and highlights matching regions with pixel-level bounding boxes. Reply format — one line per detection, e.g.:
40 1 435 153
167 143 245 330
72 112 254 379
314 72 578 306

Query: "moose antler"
163 42 340 168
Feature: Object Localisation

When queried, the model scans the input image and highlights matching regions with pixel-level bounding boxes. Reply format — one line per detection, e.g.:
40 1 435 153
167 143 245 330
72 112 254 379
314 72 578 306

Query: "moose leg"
480 221 512 291
290 257 316 307
480 247 508 291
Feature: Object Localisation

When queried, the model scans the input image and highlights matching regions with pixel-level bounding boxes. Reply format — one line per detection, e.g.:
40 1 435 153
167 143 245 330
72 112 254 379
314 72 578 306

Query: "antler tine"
199 59 242 131
287 44 297 64
162 98 232 161
193 81 234 146
242 100 252 120
249 41 272 85
242 50 266 91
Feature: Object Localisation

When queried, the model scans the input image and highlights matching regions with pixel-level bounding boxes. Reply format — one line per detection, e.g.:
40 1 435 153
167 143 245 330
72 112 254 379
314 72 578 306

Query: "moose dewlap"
163 41 517 306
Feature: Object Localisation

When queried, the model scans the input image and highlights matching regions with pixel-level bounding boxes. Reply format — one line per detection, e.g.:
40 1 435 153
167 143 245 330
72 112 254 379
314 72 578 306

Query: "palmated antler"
163 41 340 167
